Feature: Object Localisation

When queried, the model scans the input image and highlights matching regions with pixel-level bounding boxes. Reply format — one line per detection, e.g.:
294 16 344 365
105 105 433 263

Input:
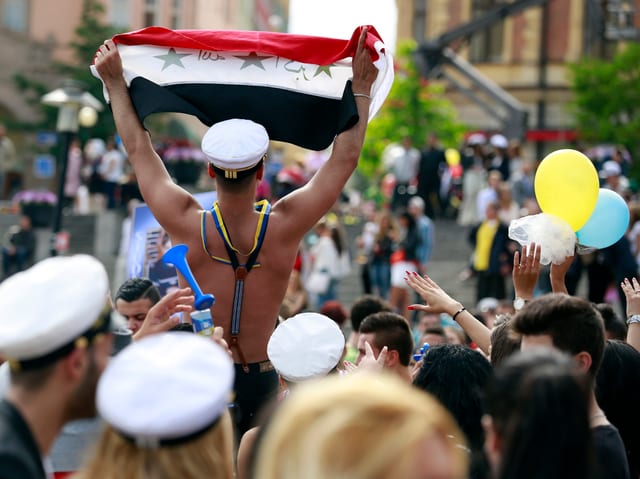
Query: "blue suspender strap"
210 201 271 372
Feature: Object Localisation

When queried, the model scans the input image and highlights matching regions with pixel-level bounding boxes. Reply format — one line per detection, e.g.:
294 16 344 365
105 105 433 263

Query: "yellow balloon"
534 149 599 231
445 148 460 166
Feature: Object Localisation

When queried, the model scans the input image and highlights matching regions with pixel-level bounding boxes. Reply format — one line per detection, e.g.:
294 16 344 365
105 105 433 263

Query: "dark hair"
413 344 492 479
320 300 347 327
423 325 447 339
490 317 520 367
596 340 640 477
114 277 161 305
485 348 591 479
170 323 196 333
511 294 605 380
359 312 413 366
595 303 627 341
349 295 392 332
213 159 264 193
330 226 344 256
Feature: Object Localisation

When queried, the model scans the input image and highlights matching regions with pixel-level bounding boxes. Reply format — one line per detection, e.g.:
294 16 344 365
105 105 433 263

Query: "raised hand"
512 242 541 300
405 271 460 315
133 287 194 340
351 27 378 96
621 277 640 317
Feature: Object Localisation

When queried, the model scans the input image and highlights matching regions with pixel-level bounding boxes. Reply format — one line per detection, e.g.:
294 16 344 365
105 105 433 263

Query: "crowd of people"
1 28 639 479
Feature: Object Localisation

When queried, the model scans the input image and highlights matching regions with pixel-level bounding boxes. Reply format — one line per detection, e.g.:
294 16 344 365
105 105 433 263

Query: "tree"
358 40 466 184
569 43 640 177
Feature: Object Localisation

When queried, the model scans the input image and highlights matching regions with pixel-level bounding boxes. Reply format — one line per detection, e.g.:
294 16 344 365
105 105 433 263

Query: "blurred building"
398 0 640 154
0 0 288 124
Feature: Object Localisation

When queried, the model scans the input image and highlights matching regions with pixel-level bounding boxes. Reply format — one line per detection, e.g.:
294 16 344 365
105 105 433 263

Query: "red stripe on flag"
112 26 385 65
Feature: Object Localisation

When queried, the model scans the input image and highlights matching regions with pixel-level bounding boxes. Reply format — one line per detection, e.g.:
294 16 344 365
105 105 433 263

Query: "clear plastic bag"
508 213 576 265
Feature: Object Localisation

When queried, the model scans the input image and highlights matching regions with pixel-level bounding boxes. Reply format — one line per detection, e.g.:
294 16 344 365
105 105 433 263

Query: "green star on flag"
314 64 335 78
154 48 191 71
234 52 272 70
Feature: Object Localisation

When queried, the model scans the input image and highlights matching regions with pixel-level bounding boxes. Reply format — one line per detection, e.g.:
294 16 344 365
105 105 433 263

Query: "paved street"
338 217 476 313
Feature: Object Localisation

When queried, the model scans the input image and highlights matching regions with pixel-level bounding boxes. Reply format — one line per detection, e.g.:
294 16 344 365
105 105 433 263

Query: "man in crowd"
94 28 378 434
0 255 114 478
0 124 18 200
113 277 161 335
512 294 630 479
385 136 420 213
2 214 36 280
417 132 446 219
357 311 414 382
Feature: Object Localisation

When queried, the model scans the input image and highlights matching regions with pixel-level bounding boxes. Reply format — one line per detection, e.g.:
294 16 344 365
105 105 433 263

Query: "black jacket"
0 399 46 479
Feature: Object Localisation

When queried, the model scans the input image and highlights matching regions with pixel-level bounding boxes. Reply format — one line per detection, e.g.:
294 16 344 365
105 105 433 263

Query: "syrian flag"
91 26 393 151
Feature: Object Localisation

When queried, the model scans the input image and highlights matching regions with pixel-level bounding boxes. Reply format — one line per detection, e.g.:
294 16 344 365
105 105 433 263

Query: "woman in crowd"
253 373 468 479
368 210 396 300
389 211 420 319
73 333 235 479
483 348 592 479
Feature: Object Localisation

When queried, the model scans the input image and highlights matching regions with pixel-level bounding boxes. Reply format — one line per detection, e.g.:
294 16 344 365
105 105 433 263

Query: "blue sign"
33 154 55 179
36 131 58 147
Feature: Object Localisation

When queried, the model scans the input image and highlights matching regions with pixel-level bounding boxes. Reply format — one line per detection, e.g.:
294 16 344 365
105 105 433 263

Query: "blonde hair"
254 373 469 479
72 411 235 479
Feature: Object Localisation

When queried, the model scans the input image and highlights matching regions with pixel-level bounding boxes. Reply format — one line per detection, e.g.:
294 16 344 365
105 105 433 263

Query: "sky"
288 0 398 54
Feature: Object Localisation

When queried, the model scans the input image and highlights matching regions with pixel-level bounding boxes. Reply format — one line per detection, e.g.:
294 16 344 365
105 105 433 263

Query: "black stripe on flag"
128 77 360 151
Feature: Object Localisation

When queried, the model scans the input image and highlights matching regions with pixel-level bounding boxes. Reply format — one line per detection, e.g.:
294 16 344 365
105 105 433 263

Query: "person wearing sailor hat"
0 255 114 479
74 332 235 479
236 312 346 479
267 312 346 389
95 31 378 439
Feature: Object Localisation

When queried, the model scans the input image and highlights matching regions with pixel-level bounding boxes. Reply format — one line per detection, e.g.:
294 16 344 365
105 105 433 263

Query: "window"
170 0 182 29
144 0 158 27
2 0 28 33
469 0 505 63
109 0 131 28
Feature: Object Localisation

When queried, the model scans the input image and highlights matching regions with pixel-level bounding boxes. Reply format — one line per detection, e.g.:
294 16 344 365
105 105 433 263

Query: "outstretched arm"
94 40 198 236
274 28 379 237
512 243 541 301
549 253 574 295
621 277 640 352
405 272 491 354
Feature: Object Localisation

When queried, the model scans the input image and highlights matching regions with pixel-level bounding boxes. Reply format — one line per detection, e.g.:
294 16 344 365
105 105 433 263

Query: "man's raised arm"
274 28 379 235
94 40 197 232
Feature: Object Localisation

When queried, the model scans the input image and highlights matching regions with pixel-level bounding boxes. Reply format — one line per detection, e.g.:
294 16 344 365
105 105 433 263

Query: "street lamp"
41 79 103 256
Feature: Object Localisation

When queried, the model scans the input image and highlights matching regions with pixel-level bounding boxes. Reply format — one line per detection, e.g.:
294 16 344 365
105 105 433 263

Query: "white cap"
477 297 499 313
467 133 487 146
267 312 345 383
490 134 508 149
97 333 234 447
0 255 110 364
201 119 269 179
600 160 621 178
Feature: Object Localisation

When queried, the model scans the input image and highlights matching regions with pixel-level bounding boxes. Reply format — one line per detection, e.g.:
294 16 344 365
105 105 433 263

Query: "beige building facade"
0 0 287 123
397 0 640 151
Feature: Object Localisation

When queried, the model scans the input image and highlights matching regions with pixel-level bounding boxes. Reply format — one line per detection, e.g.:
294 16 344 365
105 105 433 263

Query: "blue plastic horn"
162 244 215 310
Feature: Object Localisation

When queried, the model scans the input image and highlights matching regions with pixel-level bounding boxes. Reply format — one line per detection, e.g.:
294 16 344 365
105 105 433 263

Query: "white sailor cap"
202 119 269 179
600 160 622 178
0 255 111 369
490 134 508 149
97 332 234 448
267 312 345 383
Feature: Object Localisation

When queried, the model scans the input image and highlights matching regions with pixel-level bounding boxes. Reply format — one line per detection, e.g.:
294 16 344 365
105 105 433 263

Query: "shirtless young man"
94 28 378 433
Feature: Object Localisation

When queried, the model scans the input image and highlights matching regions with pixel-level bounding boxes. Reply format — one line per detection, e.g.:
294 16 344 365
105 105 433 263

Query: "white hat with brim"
0 255 110 366
97 332 234 448
202 119 269 179
490 134 508 149
267 312 345 383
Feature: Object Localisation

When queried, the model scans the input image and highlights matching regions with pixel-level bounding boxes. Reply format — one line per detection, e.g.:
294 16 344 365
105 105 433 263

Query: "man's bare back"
94 28 378 363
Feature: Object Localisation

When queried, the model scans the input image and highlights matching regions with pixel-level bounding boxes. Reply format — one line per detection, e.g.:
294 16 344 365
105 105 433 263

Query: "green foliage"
359 40 465 183
56 0 122 142
569 44 640 171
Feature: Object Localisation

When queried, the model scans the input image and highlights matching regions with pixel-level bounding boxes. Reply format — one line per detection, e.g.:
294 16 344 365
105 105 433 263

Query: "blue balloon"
576 189 630 249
